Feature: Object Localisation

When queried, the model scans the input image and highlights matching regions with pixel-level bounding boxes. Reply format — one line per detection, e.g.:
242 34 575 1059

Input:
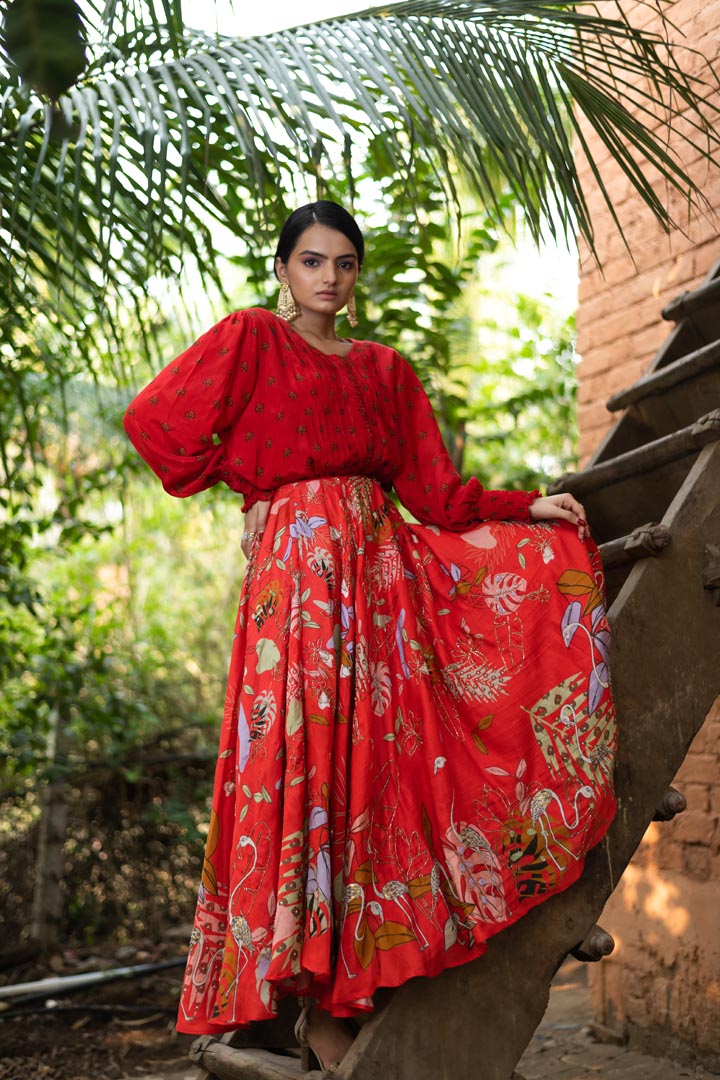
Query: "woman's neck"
293 312 340 342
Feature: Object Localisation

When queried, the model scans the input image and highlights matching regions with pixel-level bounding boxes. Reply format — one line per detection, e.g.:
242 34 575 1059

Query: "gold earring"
277 282 300 322
347 290 359 329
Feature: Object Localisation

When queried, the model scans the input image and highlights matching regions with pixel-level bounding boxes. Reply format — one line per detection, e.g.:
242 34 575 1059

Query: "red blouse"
123 307 539 528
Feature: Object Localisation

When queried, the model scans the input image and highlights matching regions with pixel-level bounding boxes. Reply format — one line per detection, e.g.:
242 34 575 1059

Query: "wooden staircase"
190 265 720 1080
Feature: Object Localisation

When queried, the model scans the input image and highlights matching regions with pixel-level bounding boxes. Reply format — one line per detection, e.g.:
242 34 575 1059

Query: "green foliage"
465 296 577 489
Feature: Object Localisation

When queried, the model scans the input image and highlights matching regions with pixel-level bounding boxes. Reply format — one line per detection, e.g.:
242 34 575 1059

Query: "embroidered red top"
123 307 540 528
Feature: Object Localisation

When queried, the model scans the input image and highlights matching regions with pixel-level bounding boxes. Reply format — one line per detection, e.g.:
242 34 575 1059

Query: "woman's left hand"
241 499 271 559
529 493 589 541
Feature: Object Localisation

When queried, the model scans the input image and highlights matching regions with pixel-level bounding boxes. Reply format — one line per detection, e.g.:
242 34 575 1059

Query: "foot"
297 1004 355 1072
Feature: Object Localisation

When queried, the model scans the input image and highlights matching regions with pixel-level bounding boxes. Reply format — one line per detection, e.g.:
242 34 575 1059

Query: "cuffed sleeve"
389 353 540 529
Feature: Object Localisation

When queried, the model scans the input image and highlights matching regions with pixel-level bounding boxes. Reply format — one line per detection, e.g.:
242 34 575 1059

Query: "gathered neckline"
282 319 359 359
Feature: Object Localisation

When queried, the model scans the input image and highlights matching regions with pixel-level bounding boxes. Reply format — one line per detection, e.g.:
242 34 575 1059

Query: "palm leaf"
2 0 718 278
1 0 719 427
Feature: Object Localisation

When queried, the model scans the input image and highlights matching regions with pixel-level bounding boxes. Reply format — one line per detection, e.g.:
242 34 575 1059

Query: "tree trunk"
30 704 71 952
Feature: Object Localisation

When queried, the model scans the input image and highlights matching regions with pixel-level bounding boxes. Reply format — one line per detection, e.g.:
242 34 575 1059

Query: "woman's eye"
339 261 354 271
303 258 319 267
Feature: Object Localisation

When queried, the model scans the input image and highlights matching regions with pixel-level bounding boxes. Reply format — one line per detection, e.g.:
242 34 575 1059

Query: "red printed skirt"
177 476 616 1033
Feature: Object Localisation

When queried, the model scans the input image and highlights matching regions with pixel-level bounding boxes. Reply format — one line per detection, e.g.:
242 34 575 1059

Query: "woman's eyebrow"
298 249 357 260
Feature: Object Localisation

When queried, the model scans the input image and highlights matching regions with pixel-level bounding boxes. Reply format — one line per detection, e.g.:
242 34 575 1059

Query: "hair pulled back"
274 201 364 274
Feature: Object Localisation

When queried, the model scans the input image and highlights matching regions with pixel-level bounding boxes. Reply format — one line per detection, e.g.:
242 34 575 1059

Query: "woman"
124 201 616 1072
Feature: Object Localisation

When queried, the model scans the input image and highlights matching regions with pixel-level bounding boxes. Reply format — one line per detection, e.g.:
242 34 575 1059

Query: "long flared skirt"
177 476 616 1033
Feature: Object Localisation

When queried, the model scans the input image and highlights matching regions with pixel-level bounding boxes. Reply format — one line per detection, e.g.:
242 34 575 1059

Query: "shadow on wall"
589 703 720 1067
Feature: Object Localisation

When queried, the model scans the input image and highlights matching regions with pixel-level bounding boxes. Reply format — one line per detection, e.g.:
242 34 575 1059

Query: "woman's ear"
275 257 288 283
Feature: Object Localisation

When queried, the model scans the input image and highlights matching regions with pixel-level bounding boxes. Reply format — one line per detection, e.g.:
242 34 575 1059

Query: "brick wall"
576 0 720 1064
588 702 720 1063
576 0 720 463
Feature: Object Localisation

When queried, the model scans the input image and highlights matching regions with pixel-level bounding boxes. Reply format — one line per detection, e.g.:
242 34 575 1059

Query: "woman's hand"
529 493 589 541
241 499 271 559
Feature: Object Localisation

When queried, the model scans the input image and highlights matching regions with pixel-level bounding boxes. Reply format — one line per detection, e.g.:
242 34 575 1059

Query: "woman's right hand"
241 499 271 559
529 493 589 542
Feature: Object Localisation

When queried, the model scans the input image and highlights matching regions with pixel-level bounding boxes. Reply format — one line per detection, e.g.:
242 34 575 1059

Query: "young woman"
124 201 616 1072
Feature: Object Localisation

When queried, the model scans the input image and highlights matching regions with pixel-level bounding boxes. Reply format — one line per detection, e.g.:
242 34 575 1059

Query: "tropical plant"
3 0 720 318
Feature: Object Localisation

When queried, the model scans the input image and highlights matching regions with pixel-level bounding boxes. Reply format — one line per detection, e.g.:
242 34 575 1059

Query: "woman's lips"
317 291 338 298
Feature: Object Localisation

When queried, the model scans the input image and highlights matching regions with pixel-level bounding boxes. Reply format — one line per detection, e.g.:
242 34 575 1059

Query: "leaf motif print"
471 714 494 754
588 662 609 716
443 654 509 703
460 524 497 549
285 697 303 737
250 690 276 744
371 546 402 590
354 917 376 969
441 823 508 924
482 573 528 615
406 873 433 899
593 628 611 666
561 600 583 646
444 916 458 949
269 497 290 517
201 809 220 895
351 809 370 834
557 569 602 616
309 546 334 589
375 921 416 950
421 805 434 847
371 661 393 715
395 608 411 678
494 613 525 670
256 637 280 674
238 703 251 773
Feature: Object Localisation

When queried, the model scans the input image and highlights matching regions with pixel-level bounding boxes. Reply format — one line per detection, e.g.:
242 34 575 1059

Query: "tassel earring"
346 290 359 329
277 282 300 322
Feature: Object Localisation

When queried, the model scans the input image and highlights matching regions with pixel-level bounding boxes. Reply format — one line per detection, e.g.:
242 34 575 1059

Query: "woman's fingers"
241 499 272 559
529 494 589 541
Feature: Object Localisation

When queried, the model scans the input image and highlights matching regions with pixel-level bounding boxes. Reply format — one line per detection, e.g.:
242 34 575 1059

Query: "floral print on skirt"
177 476 616 1033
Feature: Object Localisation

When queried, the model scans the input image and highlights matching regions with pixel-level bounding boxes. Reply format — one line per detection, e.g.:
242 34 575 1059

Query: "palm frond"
1 0 719 369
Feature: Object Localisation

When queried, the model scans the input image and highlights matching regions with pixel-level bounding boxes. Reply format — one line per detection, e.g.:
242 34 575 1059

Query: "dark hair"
274 201 364 274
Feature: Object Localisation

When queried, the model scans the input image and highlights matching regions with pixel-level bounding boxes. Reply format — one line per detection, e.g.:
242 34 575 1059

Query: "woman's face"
275 223 359 318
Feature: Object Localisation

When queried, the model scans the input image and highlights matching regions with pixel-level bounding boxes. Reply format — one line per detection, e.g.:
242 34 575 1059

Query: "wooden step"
586 259 720 466
662 274 720 322
603 336 720 445
558 410 720 497
190 1039 313 1080
551 410 720 541
607 337 720 413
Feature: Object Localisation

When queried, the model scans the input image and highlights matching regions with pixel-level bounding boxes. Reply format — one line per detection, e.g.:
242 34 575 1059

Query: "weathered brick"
692 0 720 37
577 398 614 431
676 753 720 786
682 844 712 881
672 781 713 814
576 339 634 379
681 721 720 757
670 810 716 845
577 360 645 406
653 838 687 874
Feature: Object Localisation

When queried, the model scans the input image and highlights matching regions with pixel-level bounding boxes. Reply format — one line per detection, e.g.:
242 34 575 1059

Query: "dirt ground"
1 953 718 1079
0 943 193 1080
